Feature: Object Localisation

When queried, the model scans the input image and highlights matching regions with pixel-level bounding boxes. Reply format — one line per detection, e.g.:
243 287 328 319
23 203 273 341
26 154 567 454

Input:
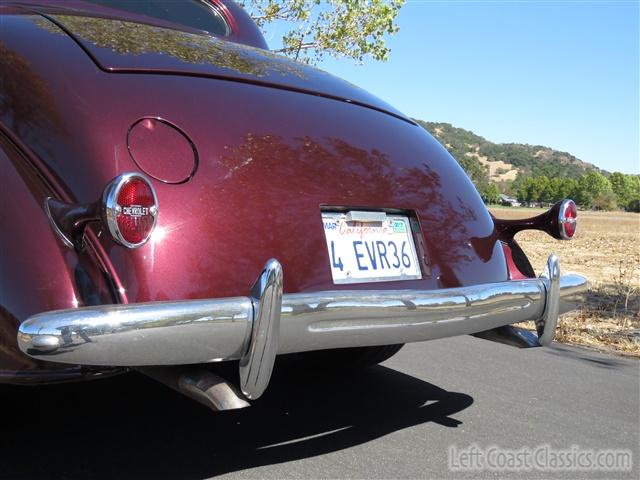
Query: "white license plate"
322 211 422 284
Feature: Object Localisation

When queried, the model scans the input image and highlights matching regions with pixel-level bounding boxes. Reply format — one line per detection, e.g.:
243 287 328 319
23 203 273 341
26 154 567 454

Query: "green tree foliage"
480 183 501 204
575 171 614 209
414 120 489 188
510 172 639 211
557 177 578 201
610 172 640 210
516 176 549 204
239 0 405 64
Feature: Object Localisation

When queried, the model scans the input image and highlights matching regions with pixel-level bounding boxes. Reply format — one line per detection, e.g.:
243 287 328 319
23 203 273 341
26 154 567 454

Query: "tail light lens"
558 199 577 240
103 173 158 248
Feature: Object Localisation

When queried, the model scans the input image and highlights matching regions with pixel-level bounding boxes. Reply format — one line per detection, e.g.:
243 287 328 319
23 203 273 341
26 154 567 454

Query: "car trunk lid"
43 12 411 122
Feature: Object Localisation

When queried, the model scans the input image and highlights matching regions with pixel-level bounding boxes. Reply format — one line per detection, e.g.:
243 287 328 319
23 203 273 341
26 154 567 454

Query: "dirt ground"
490 207 640 356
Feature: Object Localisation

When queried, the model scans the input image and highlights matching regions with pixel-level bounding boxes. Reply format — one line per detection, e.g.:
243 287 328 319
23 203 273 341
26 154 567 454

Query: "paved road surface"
2 336 638 479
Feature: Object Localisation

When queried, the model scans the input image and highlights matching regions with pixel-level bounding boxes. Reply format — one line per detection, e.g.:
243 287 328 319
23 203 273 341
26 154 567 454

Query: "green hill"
416 120 603 184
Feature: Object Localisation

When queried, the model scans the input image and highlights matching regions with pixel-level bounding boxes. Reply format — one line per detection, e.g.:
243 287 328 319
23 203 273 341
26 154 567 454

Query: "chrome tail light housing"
102 173 158 248
557 199 578 240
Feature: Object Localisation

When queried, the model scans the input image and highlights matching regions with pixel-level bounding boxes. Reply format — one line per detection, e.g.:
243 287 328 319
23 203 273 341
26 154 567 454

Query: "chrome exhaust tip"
138 366 250 411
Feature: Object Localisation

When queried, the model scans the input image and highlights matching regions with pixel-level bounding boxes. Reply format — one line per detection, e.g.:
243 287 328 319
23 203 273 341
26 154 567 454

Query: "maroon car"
1 0 587 410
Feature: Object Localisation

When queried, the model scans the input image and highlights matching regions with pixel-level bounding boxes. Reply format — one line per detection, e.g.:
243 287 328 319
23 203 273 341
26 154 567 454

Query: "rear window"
83 0 230 36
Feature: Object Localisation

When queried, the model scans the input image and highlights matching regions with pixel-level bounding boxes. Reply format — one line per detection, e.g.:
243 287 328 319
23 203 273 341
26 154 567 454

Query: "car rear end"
1 4 587 404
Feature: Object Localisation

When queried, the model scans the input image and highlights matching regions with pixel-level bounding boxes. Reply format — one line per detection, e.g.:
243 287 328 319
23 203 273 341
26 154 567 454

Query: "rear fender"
0 134 116 378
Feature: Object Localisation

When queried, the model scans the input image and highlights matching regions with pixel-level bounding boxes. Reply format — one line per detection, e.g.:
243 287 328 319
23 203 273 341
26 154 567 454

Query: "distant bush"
628 199 640 213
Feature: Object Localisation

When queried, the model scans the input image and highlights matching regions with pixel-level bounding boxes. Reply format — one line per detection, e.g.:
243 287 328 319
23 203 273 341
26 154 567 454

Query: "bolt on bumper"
17 255 587 399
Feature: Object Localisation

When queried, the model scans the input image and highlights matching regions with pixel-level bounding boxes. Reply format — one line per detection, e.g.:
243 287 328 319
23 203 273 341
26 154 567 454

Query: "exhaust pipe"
138 366 250 411
472 325 541 348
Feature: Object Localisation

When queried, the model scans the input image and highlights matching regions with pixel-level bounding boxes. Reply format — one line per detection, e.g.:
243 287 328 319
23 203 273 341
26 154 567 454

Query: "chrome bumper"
18 255 587 399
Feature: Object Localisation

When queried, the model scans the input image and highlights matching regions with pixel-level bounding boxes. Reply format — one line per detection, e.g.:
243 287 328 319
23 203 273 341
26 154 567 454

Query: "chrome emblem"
122 205 150 217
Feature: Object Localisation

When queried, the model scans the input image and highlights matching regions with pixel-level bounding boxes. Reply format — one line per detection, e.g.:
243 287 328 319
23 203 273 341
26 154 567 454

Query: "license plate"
322 211 422 284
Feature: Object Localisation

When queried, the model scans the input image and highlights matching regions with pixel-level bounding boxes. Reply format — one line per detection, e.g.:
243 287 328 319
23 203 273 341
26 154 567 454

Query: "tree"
480 183 500 204
516 176 549 204
592 191 617 211
515 176 532 203
239 0 405 64
575 171 613 209
545 177 563 203
560 177 579 201
628 199 640 213
512 172 632 211
536 176 552 203
610 172 640 210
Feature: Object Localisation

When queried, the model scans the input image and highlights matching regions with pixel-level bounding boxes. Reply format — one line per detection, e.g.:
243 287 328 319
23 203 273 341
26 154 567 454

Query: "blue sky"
264 0 639 174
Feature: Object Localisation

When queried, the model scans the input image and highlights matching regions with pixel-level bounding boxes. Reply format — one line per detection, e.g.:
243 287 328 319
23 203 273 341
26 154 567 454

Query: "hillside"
415 120 602 183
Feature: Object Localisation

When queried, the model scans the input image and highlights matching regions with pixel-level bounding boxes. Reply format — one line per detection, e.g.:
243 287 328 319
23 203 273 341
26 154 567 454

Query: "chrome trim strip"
17 256 588 379
239 259 283 400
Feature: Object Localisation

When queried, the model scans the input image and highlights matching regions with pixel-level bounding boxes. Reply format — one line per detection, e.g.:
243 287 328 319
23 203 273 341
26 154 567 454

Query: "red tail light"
558 199 577 239
103 173 158 248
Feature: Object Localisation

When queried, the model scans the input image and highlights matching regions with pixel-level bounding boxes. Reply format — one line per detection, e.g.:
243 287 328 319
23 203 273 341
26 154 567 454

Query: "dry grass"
490 207 640 356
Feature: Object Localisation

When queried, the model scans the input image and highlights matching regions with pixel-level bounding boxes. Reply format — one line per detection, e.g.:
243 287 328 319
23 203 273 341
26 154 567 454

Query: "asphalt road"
1 336 638 479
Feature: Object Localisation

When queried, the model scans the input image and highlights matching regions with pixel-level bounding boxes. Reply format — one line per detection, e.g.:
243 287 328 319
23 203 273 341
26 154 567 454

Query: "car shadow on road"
0 358 473 479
